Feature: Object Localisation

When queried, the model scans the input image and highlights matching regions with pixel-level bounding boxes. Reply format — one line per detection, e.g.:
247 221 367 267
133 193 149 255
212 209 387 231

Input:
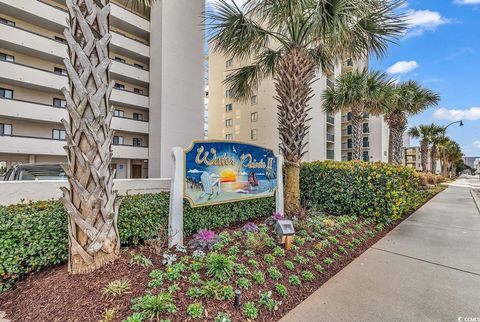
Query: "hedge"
0 194 274 292
300 161 419 221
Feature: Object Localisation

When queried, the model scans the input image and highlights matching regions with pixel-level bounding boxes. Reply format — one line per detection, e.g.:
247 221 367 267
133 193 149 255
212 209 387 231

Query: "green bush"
301 161 419 221
0 194 274 292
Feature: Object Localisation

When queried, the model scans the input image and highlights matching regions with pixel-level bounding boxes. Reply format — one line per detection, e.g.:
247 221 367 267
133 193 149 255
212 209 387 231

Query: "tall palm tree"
376 81 440 165
437 137 462 177
61 0 155 274
323 69 390 160
205 0 406 215
408 123 443 172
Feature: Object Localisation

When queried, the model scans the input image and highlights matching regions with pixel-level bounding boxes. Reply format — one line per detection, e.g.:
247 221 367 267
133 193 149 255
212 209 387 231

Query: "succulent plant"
242 222 259 233
188 229 220 250
266 212 284 226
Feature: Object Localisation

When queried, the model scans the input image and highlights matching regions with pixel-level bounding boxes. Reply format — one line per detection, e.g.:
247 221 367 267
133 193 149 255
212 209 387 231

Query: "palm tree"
323 69 390 160
437 137 462 177
408 123 443 172
205 0 406 215
61 0 155 274
377 81 440 165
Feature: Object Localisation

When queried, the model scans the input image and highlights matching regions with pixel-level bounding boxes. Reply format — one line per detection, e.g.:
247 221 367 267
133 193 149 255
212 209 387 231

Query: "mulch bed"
0 188 443 322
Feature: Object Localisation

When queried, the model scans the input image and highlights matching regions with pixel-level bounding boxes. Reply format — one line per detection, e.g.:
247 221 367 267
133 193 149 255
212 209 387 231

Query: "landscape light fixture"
234 289 241 309
443 120 464 131
275 220 295 250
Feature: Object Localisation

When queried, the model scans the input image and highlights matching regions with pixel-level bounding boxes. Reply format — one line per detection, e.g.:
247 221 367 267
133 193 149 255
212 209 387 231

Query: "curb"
470 188 480 215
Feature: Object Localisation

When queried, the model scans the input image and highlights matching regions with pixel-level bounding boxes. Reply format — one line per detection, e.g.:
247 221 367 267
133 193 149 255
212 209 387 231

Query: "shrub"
243 302 258 319
189 229 220 250
275 283 288 298
102 279 131 298
258 291 281 311
187 303 204 319
301 161 419 221
0 194 273 292
131 292 177 319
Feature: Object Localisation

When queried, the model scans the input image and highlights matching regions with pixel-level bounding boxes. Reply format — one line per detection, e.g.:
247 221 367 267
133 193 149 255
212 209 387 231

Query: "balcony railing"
326 115 335 124
326 133 335 142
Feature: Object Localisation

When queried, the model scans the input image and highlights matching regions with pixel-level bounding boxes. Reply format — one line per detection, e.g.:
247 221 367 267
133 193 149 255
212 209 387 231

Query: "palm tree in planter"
323 69 390 161
205 0 406 215
408 123 443 172
61 0 155 274
376 81 440 165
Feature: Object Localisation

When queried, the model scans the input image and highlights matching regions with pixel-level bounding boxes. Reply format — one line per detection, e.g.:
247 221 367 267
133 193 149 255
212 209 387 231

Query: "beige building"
0 0 204 178
208 53 389 162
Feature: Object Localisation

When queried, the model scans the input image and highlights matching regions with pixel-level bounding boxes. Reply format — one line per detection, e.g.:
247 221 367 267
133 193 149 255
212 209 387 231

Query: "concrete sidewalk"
281 182 480 322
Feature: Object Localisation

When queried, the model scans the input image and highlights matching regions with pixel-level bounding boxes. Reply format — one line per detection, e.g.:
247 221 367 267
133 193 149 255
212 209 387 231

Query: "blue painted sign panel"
184 140 277 207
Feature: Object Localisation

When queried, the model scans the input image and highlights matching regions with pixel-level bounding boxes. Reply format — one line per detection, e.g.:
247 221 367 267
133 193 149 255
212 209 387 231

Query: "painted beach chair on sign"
200 171 221 199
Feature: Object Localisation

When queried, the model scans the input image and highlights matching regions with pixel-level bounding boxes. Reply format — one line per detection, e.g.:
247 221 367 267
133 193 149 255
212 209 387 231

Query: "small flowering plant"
265 212 284 226
188 229 220 250
162 253 177 266
242 222 259 233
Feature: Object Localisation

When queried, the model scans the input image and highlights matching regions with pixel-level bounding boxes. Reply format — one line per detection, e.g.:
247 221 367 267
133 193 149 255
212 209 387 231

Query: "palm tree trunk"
420 140 428 172
430 145 437 173
274 47 315 216
350 111 363 161
61 0 120 274
393 125 406 166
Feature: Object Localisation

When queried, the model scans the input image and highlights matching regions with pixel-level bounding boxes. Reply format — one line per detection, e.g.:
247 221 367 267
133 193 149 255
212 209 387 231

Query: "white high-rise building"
208 52 389 162
0 0 205 178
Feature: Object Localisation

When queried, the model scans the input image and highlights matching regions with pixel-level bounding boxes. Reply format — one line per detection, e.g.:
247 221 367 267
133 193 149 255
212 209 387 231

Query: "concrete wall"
0 178 171 206
149 0 205 178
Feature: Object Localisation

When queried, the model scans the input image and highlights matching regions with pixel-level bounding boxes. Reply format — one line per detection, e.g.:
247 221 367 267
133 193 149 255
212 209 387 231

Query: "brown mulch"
0 189 442 322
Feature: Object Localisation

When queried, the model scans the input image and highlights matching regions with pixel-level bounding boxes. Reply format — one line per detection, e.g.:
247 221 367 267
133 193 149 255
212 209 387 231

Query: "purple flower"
242 222 259 233
265 212 284 226
188 229 220 250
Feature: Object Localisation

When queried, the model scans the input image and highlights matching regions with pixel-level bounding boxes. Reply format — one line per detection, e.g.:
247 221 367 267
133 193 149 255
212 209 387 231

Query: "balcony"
326 115 335 125
341 115 351 123
0 60 149 108
0 59 67 92
0 134 148 159
0 0 150 62
326 149 334 160
111 60 149 86
341 129 351 136
0 98 149 133
0 22 149 85
363 141 370 148
326 133 335 142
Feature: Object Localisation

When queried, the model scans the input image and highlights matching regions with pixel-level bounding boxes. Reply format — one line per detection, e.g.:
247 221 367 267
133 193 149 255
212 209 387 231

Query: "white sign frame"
168 146 284 247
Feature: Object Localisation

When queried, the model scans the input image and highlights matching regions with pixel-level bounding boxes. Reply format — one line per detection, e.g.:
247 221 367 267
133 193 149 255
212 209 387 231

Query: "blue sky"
370 0 480 156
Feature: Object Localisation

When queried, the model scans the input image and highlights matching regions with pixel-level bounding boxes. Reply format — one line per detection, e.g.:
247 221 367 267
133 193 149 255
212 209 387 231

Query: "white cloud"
387 61 419 74
454 0 480 4
404 10 450 38
434 107 480 121
474 141 480 149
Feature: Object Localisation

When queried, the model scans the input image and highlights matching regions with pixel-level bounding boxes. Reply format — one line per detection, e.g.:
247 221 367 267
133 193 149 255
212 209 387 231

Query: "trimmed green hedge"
301 161 419 221
0 194 274 292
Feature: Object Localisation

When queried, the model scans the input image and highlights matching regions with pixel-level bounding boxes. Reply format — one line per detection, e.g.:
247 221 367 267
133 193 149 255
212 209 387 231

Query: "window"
226 58 233 68
251 129 257 141
54 36 67 44
225 104 233 112
133 113 143 121
251 95 258 105
54 67 67 76
225 119 233 127
52 129 66 141
134 88 144 94
0 88 13 99
226 89 233 97
134 63 144 69
363 123 369 133
363 137 369 148
0 161 6 175
53 98 66 108
225 134 233 140
133 138 143 147
347 139 352 149
347 152 352 161
113 136 124 145
113 110 124 117
114 57 126 63
0 17 15 27
114 83 125 90
0 53 14 62
363 151 369 162
251 112 258 122
347 125 352 135
0 123 12 136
